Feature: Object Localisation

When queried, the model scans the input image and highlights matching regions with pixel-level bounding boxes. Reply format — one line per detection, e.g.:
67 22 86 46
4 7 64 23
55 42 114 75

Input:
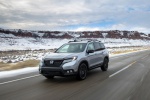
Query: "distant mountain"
0 28 149 40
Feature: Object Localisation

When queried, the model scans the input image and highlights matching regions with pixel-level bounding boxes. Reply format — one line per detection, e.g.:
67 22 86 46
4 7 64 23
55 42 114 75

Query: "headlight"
63 56 78 63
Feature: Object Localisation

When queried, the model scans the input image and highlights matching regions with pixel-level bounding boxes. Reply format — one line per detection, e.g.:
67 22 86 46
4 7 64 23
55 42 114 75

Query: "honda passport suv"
39 39 109 80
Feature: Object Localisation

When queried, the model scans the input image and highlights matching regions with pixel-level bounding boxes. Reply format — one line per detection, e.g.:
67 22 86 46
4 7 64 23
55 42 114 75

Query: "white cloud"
0 0 150 33
130 27 150 34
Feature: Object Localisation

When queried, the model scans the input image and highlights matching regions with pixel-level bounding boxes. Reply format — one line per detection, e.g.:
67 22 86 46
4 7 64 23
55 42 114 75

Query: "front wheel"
101 58 108 71
76 63 87 80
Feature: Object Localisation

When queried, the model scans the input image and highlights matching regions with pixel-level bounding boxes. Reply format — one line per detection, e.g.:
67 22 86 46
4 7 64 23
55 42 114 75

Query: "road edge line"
0 74 40 85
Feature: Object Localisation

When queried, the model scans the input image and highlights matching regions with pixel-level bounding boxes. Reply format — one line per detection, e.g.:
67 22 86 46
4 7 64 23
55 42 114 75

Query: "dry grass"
111 49 139 54
0 59 40 71
111 48 150 55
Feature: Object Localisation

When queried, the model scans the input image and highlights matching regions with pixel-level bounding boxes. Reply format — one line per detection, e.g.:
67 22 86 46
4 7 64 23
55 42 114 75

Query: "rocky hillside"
0 28 150 40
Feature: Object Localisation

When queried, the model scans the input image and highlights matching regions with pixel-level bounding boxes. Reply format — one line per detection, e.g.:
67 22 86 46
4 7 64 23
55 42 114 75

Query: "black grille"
44 60 63 67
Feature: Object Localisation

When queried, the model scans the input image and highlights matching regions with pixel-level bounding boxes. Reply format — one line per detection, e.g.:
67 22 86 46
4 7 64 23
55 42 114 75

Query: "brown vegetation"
0 28 150 40
0 59 40 71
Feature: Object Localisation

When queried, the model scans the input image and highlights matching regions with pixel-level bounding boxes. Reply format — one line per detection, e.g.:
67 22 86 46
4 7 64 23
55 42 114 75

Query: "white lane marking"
0 74 40 85
141 55 149 59
140 76 145 82
109 61 136 78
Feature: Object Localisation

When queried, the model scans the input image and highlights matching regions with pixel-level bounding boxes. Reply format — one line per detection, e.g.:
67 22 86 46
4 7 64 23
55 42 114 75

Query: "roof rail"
68 40 78 42
68 38 101 43
83 39 101 42
68 38 81 42
86 39 98 41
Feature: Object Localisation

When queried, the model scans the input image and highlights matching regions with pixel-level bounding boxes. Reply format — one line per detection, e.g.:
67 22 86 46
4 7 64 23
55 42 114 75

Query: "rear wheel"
44 75 54 79
101 58 108 71
76 63 87 80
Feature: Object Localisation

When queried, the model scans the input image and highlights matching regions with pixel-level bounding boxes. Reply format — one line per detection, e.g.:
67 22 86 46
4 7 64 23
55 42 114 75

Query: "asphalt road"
0 50 150 100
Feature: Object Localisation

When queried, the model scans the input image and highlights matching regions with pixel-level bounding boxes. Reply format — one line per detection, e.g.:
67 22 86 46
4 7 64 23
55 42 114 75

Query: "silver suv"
39 39 109 80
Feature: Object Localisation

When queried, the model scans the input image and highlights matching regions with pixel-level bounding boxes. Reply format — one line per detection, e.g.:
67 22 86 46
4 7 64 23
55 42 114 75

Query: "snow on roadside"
0 67 38 79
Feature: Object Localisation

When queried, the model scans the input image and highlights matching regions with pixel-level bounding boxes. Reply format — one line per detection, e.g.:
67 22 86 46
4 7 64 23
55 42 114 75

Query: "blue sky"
0 0 150 33
63 20 116 31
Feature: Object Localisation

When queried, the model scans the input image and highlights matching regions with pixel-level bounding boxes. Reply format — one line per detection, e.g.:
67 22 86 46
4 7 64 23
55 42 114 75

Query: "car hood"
44 53 79 60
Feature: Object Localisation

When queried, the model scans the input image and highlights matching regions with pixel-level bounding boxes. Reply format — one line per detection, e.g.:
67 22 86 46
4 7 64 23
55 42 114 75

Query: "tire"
101 58 108 71
76 63 87 80
44 75 54 79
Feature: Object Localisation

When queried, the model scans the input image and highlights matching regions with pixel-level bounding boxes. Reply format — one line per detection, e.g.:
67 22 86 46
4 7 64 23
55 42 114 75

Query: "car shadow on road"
41 69 109 84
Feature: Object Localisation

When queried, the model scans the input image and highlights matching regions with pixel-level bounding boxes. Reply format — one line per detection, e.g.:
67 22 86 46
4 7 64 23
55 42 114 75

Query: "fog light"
67 71 70 73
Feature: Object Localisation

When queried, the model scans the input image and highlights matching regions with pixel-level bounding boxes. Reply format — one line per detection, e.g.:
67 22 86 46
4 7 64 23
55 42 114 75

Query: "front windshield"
56 43 87 53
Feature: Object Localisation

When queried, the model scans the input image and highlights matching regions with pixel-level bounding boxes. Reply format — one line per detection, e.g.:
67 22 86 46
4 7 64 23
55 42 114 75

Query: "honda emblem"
49 60 54 64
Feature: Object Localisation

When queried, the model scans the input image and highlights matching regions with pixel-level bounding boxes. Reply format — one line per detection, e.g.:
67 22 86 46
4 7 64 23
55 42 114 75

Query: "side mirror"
87 50 94 53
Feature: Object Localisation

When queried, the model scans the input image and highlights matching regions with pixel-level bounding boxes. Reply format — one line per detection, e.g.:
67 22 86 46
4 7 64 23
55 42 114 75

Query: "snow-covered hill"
0 34 150 51
0 28 150 51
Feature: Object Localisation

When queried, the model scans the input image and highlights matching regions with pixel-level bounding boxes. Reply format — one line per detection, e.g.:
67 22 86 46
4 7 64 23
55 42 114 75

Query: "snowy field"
0 33 150 51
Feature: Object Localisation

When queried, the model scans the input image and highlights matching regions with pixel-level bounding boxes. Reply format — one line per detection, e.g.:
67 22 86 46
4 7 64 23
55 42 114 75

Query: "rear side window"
94 42 101 51
100 43 105 49
87 43 95 51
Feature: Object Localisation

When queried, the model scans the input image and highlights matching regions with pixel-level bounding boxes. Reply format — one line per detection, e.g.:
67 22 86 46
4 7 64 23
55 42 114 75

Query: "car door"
99 43 106 61
93 42 103 65
86 42 96 67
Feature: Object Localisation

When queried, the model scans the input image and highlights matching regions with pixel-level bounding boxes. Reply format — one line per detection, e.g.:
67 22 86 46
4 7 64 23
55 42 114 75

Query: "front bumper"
39 59 79 76
39 67 77 76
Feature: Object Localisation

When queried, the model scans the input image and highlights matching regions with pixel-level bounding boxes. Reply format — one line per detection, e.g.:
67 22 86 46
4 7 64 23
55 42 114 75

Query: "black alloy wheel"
77 63 87 80
101 58 108 71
